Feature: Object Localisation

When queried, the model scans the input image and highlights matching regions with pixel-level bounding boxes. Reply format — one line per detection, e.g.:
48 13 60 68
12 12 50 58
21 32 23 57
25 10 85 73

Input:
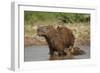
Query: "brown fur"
69 47 85 55
37 25 75 56
57 26 75 48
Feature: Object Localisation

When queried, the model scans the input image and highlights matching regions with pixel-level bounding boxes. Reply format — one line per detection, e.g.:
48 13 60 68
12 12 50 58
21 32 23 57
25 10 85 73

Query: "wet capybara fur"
37 25 75 56
69 47 85 55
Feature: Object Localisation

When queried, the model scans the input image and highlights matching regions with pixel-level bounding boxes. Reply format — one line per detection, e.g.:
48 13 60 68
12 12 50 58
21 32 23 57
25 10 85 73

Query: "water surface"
24 45 90 62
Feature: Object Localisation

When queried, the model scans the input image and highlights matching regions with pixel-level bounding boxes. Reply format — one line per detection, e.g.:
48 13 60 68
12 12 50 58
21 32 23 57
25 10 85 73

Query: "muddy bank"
24 36 47 47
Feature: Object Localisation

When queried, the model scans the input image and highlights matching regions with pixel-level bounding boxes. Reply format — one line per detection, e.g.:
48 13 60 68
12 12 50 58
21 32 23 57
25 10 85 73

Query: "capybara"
57 26 75 48
69 47 85 55
37 25 75 56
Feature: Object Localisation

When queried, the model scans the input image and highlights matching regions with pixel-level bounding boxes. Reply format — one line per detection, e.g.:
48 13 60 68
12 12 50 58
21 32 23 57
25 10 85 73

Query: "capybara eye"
46 27 49 29
37 29 39 31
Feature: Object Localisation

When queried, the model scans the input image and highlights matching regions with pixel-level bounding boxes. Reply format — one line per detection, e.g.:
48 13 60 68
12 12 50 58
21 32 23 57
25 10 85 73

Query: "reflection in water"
24 46 90 62
49 55 74 60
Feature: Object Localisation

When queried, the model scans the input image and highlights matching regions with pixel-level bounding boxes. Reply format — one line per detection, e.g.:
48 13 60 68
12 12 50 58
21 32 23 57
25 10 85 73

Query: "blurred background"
24 11 90 47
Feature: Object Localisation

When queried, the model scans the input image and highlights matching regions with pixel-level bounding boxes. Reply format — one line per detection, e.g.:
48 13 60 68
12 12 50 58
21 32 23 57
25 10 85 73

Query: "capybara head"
37 25 54 36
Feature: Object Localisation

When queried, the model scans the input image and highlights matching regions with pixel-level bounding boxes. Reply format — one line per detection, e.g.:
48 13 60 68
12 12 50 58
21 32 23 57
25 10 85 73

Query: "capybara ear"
57 25 61 30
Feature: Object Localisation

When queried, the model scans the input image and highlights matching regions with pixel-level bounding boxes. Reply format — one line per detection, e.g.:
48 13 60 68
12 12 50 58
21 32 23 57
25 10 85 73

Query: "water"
24 45 90 62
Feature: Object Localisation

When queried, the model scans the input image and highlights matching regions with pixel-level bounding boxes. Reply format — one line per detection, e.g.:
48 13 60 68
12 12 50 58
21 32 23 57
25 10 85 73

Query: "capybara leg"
58 50 66 56
53 51 59 56
49 49 54 56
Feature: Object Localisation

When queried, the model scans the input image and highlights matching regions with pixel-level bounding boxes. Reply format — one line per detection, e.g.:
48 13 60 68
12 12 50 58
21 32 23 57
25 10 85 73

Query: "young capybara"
69 47 85 55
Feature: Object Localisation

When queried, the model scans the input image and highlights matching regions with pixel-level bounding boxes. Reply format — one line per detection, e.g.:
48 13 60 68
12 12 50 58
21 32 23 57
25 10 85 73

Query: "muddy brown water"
24 45 90 62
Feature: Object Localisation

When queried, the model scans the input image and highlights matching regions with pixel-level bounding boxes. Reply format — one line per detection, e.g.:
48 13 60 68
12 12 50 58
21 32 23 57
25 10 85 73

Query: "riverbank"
24 23 90 47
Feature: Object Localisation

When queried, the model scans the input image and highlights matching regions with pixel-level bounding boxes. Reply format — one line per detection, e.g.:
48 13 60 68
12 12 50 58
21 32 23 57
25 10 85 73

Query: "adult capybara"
37 25 75 56
57 26 75 48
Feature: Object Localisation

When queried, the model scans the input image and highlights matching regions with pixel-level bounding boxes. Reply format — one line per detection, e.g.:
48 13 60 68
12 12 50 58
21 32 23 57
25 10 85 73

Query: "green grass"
24 11 90 25
24 11 90 46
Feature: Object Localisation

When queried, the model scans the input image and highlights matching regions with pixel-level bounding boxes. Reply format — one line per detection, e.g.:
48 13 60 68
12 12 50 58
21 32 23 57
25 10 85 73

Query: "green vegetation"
24 11 90 46
24 11 90 26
